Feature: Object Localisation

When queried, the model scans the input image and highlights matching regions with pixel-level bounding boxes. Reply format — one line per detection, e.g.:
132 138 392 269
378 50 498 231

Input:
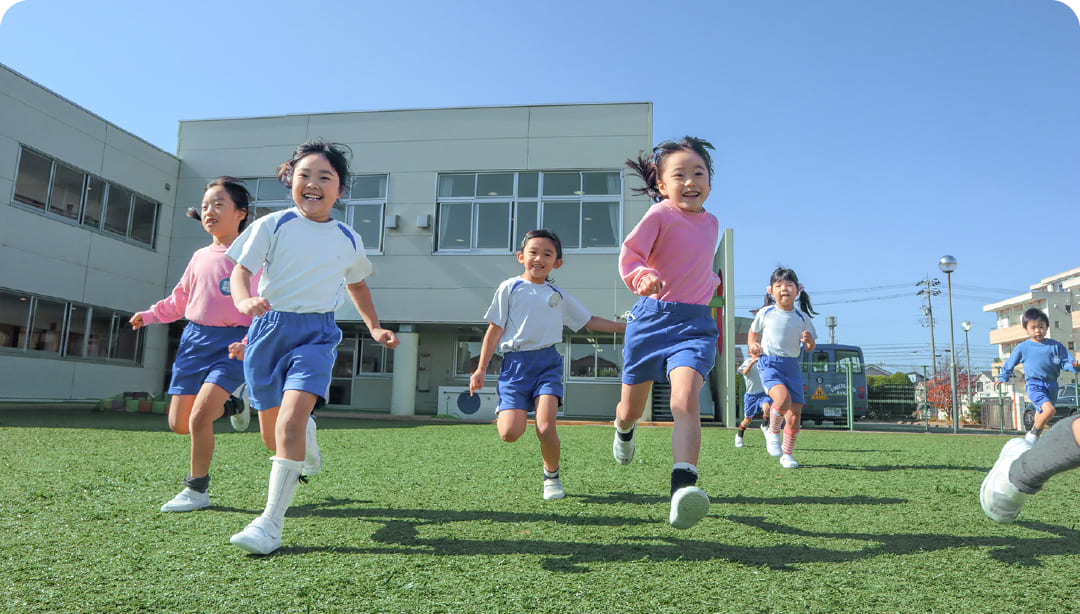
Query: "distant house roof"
866 365 893 378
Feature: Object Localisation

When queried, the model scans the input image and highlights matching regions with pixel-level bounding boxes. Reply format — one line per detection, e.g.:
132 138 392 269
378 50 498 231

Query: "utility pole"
916 276 941 380
826 316 837 344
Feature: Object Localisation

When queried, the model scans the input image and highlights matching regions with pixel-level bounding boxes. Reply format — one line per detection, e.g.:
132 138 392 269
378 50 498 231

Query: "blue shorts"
1026 379 1059 411
168 322 247 396
496 346 563 412
757 355 805 406
621 297 718 385
243 311 342 411
743 392 771 419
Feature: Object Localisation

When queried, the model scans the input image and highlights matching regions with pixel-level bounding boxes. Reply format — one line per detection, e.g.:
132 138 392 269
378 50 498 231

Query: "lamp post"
961 321 973 412
939 255 959 433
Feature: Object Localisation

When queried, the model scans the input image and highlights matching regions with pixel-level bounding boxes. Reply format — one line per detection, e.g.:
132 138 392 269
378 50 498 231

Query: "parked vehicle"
1021 383 1080 431
799 344 868 425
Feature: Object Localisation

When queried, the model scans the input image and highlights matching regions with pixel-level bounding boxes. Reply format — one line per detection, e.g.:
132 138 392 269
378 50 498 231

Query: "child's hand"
372 328 400 349
636 273 662 296
128 313 144 330
801 331 813 349
748 342 762 357
228 342 246 361
994 380 1004 390
469 370 485 395
237 296 271 317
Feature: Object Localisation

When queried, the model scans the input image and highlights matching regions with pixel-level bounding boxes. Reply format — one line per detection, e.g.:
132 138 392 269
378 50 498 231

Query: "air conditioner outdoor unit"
438 386 499 421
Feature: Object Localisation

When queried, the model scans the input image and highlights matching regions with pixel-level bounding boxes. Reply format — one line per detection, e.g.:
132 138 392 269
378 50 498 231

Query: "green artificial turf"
1 408 1078 613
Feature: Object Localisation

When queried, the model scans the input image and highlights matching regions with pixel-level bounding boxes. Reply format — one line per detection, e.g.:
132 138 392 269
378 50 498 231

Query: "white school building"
0 62 741 423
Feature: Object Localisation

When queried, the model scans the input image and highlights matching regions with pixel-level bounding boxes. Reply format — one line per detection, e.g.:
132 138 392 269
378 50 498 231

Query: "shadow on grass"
812 463 989 473
570 492 907 506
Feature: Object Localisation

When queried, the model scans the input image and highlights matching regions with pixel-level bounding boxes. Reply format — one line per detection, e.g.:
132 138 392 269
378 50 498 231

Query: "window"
805 351 830 373
835 350 864 374
326 325 394 407
568 334 623 379
11 147 160 248
0 287 141 364
243 173 387 251
435 170 622 253
455 335 501 377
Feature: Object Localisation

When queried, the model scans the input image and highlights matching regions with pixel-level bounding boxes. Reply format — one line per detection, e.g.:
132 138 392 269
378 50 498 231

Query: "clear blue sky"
2 0 1078 373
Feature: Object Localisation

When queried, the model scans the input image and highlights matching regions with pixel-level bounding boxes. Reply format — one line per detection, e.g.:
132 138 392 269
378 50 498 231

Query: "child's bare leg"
167 395 195 435
668 367 703 466
615 381 653 430
534 396 560 473
258 406 279 451
782 403 803 455
188 383 230 478
497 409 528 442
275 390 318 461
1033 401 1057 433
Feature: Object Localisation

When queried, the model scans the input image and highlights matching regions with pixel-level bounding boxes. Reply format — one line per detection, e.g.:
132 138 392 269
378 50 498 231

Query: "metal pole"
946 272 959 434
846 361 854 432
964 329 971 421
922 365 930 432
998 385 1005 434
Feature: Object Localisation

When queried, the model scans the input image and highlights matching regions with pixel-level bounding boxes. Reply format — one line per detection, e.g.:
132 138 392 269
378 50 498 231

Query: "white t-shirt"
750 305 817 358
483 277 592 353
739 358 764 395
227 208 373 313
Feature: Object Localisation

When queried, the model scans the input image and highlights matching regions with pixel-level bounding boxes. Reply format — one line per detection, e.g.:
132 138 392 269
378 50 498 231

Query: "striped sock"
769 411 783 434
782 429 798 455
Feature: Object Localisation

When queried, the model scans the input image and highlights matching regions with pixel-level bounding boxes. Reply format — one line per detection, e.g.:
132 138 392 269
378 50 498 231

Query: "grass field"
1 408 1079 613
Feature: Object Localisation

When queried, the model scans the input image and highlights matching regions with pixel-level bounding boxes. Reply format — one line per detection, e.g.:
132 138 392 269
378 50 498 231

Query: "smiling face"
1025 318 1048 343
656 149 711 212
200 184 246 245
769 278 799 310
291 153 344 222
517 236 562 283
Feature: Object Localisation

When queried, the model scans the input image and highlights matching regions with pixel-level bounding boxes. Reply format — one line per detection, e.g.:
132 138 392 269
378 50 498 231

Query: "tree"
926 368 977 423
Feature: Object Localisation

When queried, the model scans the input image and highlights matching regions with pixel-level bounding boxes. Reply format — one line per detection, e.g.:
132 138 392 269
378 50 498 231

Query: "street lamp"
939 255 959 433
961 321 973 412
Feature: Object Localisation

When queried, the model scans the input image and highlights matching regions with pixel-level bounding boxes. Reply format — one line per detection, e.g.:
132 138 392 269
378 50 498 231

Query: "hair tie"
798 283 805 293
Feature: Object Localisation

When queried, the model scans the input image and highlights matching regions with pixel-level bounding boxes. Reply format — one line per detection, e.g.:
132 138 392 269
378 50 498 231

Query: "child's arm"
583 316 626 334
228 340 246 361
231 264 271 317
131 264 194 329
469 322 503 395
738 356 759 375
345 280 399 349
801 330 815 352
747 331 762 357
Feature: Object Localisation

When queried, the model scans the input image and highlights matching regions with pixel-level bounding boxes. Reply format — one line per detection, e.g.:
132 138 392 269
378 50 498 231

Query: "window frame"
566 332 624 381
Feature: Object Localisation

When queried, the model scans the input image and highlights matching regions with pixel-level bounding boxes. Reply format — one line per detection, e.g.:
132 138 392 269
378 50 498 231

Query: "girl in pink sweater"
612 136 721 530
130 177 258 513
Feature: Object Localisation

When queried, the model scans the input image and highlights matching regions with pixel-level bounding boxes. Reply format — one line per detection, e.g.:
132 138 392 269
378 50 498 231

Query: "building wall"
0 64 179 401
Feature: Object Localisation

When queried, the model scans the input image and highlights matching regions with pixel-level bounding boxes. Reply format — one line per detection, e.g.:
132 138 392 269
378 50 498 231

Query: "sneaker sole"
670 487 710 529
980 438 1031 523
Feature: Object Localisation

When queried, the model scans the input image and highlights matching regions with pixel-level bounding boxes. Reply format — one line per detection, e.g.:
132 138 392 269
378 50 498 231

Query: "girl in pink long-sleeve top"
611 136 721 530
129 177 259 514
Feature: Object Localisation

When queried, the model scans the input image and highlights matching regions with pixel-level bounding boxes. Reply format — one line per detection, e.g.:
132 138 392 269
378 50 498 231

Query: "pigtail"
625 151 662 202
797 291 818 317
760 292 775 310
186 207 201 222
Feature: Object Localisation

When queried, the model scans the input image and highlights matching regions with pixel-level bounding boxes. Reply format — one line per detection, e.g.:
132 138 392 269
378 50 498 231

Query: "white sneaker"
227 395 250 432
160 487 209 512
230 516 282 555
780 453 799 469
612 422 636 465
980 438 1033 523
669 486 710 529
766 430 782 458
760 423 770 438
734 433 744 448
302 415 321 477
543 477 565 500
1024 431 1038 446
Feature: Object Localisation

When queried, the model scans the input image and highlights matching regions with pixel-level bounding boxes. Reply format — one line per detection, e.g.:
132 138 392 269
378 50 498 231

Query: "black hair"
519 229 562 282
626 136 716 203
760 266 818 317
276 139 352 195
1022 307 1049 328
186 176 253 232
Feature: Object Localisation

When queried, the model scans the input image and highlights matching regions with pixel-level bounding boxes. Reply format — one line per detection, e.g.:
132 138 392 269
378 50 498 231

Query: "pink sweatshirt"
139 244 259 327
619 200 721 306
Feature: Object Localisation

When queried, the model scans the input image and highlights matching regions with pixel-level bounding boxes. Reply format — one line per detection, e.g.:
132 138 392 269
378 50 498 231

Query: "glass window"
13 148 51 209
475 202 510 249
257 178 290 202
582 171 621 196
48 163 84 221
82 176 105 229
809 351 830 373
438 174 475 198
350 175 387 200
333 339 356 378
103 185 132 236
542 172 580 196
30 298 66 353
438 202 472 250
0 290 32 349
65 304 88 357
358 337 394 374
86 308 113 359
514 202 538 248
349 203 383 252
327 380 352 405
581 201 619 248
542 200 580 248
569 334 622 379
455 335 500 376
836 350 863 374
476 173 514 197
110 312 139 361
518 173 538 198
130 196 157 246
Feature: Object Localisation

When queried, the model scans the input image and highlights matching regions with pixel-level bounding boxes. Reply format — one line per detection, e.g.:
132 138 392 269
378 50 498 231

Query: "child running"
612 136 722 530
129 177 257 513
995 307 1078 445
735 355 772 448
748 267 817 469
470 229 625 500
226 140 399 555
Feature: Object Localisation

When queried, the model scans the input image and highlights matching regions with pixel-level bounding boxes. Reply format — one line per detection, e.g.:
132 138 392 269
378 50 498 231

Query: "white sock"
673 462 698 475
260 457 304 531
615 420 636 434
